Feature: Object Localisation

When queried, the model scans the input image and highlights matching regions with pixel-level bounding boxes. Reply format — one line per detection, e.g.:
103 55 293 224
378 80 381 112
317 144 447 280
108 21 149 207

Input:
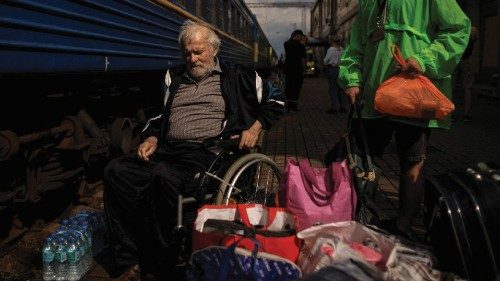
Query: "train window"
240 16 244 41
244 21 249 44
246 21 251 44
228 4 234 35
204 1 212 23
196 0 203 18
231 5 236 35
223 0 228 32
211 0 217 26
237 13 241 40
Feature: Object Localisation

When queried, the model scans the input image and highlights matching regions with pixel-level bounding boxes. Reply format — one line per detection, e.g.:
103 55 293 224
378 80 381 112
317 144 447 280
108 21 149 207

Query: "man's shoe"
326 109 338 114
463 114 471 122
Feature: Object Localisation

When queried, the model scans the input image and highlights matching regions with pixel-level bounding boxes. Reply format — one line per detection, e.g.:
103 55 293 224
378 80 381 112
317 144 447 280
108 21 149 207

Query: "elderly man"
104 20 285 279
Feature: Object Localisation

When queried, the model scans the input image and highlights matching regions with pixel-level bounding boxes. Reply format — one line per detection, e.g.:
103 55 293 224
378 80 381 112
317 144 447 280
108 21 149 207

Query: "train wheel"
111 118 133 154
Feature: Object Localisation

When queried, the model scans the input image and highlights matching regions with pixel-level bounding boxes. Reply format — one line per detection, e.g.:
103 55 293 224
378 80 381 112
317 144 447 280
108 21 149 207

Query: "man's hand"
137 136 158 161
396 57 422 77
345 86 361 104
233 120 262 149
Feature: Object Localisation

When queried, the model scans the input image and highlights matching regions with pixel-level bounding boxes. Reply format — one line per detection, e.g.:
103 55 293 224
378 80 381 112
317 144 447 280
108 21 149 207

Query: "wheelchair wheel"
215 153 282 206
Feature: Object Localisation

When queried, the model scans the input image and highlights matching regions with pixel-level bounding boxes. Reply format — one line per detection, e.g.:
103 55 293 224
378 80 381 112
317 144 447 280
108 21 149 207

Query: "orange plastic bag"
374 45 454 120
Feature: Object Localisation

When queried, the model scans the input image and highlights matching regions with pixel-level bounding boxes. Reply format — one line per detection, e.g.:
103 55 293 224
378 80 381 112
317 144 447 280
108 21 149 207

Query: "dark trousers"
284 70 304 111
103 141 215 277
326 65 347 111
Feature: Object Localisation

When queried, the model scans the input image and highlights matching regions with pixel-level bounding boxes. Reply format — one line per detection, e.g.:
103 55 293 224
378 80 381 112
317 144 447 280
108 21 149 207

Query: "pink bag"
279 158 357 231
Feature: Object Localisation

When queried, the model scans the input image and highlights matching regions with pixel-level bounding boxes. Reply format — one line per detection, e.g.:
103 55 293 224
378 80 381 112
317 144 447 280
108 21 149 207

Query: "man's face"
183 31 216 79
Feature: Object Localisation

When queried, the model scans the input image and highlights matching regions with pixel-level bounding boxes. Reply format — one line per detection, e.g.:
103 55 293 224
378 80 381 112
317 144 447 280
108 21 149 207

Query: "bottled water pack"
42 210 107 280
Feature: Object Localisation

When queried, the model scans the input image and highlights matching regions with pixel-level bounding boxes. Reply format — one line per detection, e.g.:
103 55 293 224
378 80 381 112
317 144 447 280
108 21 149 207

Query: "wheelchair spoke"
228 161 278 205
215 153 282 206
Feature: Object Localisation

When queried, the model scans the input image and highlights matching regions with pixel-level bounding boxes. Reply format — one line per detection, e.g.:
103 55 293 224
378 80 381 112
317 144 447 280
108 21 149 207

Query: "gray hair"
178 20 221 53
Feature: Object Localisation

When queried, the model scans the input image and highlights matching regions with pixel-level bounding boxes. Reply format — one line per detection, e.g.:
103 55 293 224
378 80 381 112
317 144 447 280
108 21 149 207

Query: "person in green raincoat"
338 0 470 238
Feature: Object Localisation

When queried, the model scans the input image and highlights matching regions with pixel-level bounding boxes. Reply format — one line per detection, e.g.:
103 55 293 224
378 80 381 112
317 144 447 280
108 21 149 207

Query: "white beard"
188 61 215 80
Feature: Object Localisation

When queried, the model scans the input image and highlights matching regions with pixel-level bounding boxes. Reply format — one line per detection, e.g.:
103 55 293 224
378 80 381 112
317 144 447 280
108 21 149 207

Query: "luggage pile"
186 147 499 280
186 203 447 281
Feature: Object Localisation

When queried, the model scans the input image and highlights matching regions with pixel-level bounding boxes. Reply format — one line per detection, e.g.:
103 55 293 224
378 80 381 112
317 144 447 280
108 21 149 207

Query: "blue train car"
0 0 277 245
0 0 275 74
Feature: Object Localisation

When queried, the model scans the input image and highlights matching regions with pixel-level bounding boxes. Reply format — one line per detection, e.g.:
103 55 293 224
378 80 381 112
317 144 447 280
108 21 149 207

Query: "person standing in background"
323 36 346 114
277 54 285 87
284 30 307 112
338 0 470 239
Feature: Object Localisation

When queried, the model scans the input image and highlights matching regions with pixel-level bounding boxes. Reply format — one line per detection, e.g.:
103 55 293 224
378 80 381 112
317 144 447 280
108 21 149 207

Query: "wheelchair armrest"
203 138 240 149
203 138 261 155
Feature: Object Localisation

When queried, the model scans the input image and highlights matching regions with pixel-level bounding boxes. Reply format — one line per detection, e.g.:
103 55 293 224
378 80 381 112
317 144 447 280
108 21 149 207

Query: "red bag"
192 204 301 263
374 45 455 119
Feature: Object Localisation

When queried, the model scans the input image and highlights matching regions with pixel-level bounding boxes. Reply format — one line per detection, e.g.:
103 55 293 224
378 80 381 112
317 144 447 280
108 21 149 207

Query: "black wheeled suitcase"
424 162 500 281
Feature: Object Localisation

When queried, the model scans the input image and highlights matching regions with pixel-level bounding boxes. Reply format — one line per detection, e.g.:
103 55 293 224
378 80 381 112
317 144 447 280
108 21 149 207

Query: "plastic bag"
374 45 454 120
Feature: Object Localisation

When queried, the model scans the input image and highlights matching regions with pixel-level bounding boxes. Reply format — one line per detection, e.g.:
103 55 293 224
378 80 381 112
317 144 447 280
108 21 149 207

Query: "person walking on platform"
284 30 307 112
338 0 470 239
103 20 285 280
323 36 346 114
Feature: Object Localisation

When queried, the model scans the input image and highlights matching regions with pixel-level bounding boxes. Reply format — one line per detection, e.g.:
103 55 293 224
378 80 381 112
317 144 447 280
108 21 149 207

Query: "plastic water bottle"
54 237 68 280
53 226 68 238
70 217 79 227
42 236 56 280
76 223 93 267
79 220 96 256
74 213 92 240
74 233 90 276
70 226 91 273
60 219 71 230
67 210 108 256
76 210 105 255
75 211 95 228
67 236 81 281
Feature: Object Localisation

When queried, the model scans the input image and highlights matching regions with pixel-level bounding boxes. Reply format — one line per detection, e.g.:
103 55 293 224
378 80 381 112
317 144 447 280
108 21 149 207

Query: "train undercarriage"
0 72 163 252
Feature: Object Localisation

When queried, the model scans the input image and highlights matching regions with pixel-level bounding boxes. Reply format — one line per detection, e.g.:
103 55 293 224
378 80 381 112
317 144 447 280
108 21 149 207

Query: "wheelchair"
173 139 282 257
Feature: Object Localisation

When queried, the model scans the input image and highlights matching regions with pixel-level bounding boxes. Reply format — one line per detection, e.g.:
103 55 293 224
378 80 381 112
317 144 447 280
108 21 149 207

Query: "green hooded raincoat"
339 0 471 129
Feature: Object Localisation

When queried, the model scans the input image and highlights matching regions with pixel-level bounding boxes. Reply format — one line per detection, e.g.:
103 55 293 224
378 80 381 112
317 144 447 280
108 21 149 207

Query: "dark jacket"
141 62 285 142
284 39 306 74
